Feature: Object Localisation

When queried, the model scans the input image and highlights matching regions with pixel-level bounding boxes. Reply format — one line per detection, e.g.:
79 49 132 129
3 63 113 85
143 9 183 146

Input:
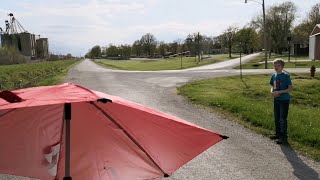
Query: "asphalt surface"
2 55 320 180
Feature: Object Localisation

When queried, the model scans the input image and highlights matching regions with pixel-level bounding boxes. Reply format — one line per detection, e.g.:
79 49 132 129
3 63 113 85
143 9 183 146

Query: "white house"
309 24 320 60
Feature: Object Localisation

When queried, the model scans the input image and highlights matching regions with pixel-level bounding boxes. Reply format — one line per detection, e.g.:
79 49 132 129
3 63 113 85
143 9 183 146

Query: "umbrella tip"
164 173 170 177
219 135 229 139
0 90 24 103
97 98 112 103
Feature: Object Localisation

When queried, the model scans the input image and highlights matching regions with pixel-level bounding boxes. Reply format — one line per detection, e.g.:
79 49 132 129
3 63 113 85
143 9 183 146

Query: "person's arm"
272 75 293 96
275 84 293 94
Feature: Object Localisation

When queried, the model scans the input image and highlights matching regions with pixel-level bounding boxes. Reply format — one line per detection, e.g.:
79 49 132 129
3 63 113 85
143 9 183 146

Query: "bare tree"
140 33 157 57
219 26 239 58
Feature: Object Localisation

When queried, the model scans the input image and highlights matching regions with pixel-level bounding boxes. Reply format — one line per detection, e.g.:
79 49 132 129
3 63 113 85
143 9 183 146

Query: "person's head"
273 58 285 73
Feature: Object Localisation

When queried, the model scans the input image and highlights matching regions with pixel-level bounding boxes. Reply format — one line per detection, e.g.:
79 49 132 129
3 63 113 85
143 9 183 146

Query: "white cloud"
1 0 314 56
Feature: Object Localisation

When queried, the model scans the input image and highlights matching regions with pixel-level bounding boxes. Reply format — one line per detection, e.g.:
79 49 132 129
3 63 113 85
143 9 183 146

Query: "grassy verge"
0 59 79 90
235 53 319 69
0 46 27 65
95 54 239 71
177 73 320 161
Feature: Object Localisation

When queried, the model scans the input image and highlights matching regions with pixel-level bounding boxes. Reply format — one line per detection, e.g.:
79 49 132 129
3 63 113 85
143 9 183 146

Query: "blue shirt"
270 72 292 101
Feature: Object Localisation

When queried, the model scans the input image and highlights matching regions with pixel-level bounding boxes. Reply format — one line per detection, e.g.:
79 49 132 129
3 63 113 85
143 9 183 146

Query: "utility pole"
262 0 268 69
245 0 268 69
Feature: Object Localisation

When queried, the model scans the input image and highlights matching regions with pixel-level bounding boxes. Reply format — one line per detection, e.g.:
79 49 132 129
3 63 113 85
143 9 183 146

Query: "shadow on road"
280 144 319 180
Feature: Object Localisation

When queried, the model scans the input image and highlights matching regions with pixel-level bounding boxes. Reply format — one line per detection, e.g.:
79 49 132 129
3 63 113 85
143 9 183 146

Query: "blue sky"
0 0 317 56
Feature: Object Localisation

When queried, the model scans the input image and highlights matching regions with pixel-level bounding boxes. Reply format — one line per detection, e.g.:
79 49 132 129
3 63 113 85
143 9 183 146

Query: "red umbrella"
0 83 227 180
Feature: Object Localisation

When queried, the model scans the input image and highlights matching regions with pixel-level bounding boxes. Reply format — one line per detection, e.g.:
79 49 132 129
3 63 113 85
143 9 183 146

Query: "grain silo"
0 34 19 49
20 32 36 57
36 38 49 58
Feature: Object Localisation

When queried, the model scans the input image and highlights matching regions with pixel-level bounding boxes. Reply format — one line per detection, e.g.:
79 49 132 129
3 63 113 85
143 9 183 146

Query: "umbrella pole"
64 103 72 180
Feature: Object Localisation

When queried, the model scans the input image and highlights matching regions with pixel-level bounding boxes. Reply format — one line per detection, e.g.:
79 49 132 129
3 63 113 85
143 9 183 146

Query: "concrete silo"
36 38 49 58
20 32 36 57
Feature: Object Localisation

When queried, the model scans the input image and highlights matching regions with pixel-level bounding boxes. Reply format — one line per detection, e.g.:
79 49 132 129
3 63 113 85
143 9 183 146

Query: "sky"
0 0 317 56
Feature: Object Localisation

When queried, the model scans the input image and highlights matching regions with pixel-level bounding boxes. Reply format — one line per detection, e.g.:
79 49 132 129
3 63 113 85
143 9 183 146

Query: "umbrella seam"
91 102 169 177
0 108 16 118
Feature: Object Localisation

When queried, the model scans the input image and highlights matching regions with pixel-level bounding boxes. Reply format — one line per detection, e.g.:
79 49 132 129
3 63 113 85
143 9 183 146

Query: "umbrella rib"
91 102 169 177
0 108 16 118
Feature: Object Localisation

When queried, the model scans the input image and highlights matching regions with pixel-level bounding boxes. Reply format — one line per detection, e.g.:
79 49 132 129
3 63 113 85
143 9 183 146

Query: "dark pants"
274 100 290 139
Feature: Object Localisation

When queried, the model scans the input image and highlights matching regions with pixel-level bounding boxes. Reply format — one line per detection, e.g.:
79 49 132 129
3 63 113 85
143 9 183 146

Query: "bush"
0 46 27 65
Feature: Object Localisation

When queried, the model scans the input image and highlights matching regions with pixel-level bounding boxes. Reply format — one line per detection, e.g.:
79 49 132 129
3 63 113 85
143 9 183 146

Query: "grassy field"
177 73 320 161
95 54 240 71
236 53 319 69
0 60 79 90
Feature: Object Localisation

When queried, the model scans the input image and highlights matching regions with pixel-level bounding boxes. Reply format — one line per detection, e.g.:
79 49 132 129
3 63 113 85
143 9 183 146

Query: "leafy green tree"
90 45 101 58
132 40 143 56
120 45 131 59
106 44 119 57
252 1 297 54
157 41 168 56
235 27 259 54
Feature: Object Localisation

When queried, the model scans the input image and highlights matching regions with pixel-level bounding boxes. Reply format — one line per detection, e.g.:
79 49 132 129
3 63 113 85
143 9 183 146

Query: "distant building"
291 41 309 57
36 38 49 58
309 24 320 60
0 13 49 59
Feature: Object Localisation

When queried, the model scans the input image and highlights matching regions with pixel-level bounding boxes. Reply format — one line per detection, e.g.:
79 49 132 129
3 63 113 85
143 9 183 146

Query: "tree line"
85 2 320 60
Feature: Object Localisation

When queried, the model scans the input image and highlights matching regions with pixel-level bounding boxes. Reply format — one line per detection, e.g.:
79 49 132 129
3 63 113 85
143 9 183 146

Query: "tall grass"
178 74 320 161
0 60 78 90
0 46 26 65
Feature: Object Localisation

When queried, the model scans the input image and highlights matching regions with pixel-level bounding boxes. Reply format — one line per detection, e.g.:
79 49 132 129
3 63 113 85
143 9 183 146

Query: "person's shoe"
276 138 288 145
270 135 279 140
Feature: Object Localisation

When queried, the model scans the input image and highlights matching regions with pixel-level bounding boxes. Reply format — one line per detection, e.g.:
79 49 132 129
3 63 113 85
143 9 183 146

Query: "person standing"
269 59 293 144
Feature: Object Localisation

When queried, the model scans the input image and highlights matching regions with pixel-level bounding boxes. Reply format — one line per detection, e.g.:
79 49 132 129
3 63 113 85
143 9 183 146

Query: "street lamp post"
245 0 268 69
240 42 243 79
287 36 291 63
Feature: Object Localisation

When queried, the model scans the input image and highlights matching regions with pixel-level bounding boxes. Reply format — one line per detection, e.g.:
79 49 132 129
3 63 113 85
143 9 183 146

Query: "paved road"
2 56 319 180
64 59 319 180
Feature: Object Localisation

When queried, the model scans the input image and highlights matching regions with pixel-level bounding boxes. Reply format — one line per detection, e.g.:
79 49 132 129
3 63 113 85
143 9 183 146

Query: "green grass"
177 73 320 161
0 60 79 90
95 54 239 71
236 53 319 69
0 46 26 65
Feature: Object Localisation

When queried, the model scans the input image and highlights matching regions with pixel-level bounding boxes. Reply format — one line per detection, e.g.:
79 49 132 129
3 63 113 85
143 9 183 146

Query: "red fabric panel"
0 83 98 110
0 104 64 180
57 102 163 180
96 102 223 175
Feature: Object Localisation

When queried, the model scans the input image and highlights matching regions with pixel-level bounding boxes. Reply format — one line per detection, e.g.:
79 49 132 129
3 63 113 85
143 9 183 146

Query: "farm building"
0 13 49 59
309 24 320 60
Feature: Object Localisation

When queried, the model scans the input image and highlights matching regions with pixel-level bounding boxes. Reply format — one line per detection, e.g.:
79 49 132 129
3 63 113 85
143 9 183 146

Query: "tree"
184 34 195 55
235 27 259 54
140 33 157 57
219 26 238 58
106 44 119 57
132 40 143 56
120 45 131 59
293 3 320 42
90 45 102 58
308 3 320 26
168 42 178 54
252 1 297 54
184 33 203 62
212 36 223 50
157 41 167 56
66 53 73 59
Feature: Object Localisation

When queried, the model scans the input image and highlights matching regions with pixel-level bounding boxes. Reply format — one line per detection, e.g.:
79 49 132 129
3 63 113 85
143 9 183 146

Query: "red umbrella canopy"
0 83 227 180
